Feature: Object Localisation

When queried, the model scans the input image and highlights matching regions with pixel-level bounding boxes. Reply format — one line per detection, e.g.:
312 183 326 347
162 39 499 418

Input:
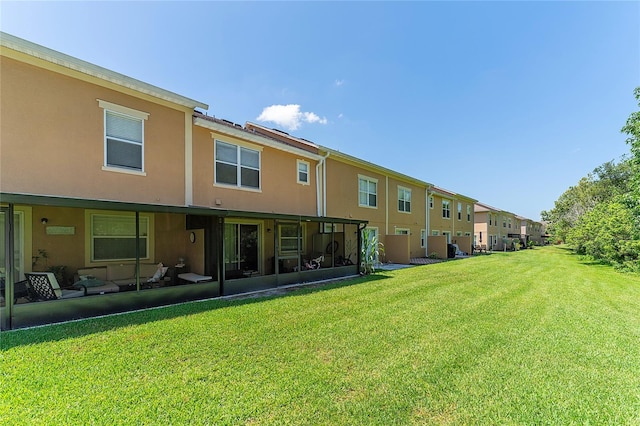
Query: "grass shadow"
552 245 625 271
1 273 389 350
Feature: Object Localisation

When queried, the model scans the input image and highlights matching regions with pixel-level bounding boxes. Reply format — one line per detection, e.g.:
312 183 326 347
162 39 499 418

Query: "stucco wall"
191 126 318 216
451 235 472 255
385 234 410 264
1 56 189 205
427 236 448 259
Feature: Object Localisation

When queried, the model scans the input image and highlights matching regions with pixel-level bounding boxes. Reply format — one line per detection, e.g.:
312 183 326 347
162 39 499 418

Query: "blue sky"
3 1 638 221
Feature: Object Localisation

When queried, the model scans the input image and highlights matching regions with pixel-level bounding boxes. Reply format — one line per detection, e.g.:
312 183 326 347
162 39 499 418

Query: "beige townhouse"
517 216 546 246
0 33 364 330
474 203 521 251
427 187 476 258
244 123 431 264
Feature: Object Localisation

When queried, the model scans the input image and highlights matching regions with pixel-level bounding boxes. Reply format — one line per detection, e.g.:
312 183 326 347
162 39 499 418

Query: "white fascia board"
194 117 323 160
319 146 432 188
1 32 208 111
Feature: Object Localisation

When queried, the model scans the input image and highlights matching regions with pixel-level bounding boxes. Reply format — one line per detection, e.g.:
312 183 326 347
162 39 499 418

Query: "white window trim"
420 229 426 248
98 100 148 176
96 99 149 176
432 230 440 236
397 186 412 213
214 139 262 191
296 159 310 185
395 228 410 235
358 174 378 209
98 100 149 120
457 202 462 221
429 196 434 209
85 210 155 265
442 199 451 220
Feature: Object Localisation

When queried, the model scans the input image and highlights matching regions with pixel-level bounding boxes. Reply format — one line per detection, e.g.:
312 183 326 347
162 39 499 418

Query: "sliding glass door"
224 223 260 278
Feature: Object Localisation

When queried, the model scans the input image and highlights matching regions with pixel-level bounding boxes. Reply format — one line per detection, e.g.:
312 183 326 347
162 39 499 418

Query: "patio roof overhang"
0 192 368 225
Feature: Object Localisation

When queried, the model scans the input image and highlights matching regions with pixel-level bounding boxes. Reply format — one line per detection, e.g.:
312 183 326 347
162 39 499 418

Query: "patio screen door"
224 223 259 275
0 209 24 283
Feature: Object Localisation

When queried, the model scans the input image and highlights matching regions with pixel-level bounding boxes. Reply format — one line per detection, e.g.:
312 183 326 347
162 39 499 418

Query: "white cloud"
338 113 344 119
335 79 345 87
257 104 327 131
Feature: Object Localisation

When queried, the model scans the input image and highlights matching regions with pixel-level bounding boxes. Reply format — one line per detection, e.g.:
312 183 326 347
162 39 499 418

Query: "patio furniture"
25 272 86 301
473 245 488 254
178 272 213 284
72 278 120 295
0 279 31 303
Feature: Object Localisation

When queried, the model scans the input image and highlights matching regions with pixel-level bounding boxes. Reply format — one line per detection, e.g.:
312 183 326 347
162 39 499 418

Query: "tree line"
542 88 640 272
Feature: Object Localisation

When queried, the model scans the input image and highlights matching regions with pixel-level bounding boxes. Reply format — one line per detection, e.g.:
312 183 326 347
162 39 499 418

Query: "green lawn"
2 246 640 425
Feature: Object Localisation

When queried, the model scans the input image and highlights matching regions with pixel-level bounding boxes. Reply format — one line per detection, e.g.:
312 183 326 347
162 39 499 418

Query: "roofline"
475 202 517 216
0 192 367 225
194 114 324 160
0 32 209 111
474 202 502 212
244 122 319 153
430 186 477 203
319 146 433 188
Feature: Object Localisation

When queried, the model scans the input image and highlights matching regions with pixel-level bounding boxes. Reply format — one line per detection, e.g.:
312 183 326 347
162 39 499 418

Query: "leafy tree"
620 86 640 218
541 159 632 242
542 88 640 272
567 199 638 270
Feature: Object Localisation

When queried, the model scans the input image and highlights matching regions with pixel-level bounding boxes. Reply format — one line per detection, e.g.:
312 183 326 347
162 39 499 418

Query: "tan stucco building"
0 33 364 330
1 32 542 330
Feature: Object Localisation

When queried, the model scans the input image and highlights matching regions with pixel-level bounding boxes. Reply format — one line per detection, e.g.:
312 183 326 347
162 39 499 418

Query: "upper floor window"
489 214 492 225
467 206 471 221
442 200 451 219
297 160 310 185
215 140 260 189
398 187 411 213
457 202 462 220
99 100 148 174
429 196 434 209
503 217 507 228
359 176 377 208
508 218 512 229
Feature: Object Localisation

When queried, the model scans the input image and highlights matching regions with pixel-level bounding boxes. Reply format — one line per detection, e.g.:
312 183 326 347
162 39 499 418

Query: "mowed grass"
2 246 640 425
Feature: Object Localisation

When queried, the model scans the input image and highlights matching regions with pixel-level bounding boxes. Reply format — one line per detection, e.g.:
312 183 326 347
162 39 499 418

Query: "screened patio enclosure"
1 193 366 330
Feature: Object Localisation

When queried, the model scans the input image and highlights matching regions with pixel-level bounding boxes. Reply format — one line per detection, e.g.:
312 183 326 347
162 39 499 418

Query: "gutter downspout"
322 152 330 217
316 152 330 217
452 197 456 239
316 158 322 217
385 176 389 236
425 186 431 257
